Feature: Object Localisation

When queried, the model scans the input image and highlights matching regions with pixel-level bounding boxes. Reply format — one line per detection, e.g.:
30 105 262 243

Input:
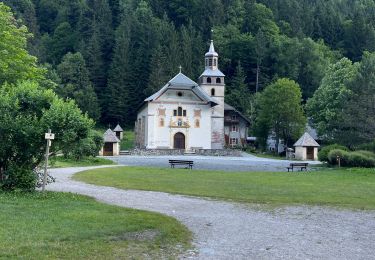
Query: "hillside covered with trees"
3 0 375 145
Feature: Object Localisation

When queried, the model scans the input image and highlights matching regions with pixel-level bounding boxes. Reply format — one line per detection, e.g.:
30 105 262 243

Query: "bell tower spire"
205 40 219 70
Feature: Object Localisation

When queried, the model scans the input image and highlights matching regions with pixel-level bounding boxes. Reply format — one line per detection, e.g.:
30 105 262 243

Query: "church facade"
135 41 249 150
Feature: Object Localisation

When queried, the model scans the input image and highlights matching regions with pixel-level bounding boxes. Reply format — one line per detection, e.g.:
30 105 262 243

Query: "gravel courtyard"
107 153 321 172
48 166 375 260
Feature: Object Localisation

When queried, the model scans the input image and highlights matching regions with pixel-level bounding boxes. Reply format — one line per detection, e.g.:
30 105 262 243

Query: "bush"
357 141 375 153
319 144 349 162
1 165 37 191
355 150 375 159
347 152 375 167
70 130 104 160
327 149 349 166
327 149 375 168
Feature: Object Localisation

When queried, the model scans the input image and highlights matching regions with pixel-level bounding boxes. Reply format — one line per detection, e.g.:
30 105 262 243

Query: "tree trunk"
256 63 260 93
275 135 279 154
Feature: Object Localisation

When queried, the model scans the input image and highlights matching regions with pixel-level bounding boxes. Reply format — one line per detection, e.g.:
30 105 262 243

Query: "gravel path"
108 154 321 172
48 166 375 260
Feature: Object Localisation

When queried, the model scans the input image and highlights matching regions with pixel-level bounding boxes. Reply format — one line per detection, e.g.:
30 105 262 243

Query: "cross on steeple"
179 65 182 73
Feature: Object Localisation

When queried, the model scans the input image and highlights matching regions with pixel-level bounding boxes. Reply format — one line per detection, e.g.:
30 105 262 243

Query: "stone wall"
128 148 242 157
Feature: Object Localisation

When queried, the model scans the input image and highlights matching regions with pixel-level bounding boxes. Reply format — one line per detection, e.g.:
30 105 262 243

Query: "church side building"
135 41 249 150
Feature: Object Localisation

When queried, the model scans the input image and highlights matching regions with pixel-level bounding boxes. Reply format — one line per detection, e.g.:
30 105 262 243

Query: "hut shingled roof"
103 129 120 143
293 132 320 147
113 124 123 132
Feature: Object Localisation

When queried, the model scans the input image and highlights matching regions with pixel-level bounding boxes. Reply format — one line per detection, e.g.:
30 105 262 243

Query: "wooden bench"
169 160 194 169
287 163 308 172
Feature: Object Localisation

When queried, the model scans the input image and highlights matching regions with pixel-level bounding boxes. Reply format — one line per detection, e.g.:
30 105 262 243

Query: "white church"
135 41 250 150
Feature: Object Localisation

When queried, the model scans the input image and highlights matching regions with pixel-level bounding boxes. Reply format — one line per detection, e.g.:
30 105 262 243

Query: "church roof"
224 103 251 124
169 72 198 87
113 124 123 132
200 68 225 78
294 132 320 147
205 40 218 57
103 129 120 143
145 72 218 106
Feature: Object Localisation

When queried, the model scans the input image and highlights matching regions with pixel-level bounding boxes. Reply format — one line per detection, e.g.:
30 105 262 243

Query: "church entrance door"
174 132 185 149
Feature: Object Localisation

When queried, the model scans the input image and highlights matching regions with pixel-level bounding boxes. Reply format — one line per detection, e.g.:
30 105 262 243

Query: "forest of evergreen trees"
5 0 375 127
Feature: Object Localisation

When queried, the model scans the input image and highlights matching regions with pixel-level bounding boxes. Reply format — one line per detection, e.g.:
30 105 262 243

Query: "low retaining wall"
127 148 243 157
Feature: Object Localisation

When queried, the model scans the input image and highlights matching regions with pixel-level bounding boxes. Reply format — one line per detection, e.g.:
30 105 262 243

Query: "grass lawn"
50 156 115 168
0 192 191 259
74 166 375 209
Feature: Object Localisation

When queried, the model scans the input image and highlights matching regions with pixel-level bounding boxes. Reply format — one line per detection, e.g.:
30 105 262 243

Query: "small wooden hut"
99 129 120 156
293 132 320 161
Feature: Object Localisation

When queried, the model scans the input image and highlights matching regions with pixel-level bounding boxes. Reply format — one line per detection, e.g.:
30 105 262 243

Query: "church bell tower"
199 40 225 149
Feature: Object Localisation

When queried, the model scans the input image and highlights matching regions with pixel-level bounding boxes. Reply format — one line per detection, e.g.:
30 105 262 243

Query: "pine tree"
226 62 252 116
56 52 101 121
145 45 170 96
80 0 114 106
255 29 267 92
105 16 132 125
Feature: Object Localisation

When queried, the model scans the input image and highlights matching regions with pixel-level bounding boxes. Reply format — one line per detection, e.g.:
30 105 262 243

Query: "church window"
158 108 166 116
211 88 215 96
195 119 200 128
194 109 201 117
183 110 187 117
230 138 238 146
177 91 183 97
214 59 217 66
178 107 183 116
207 77 212 84
216 78 221 84
209 58 213 66
159 118 164 127
173 110 177 116
231 124 239 132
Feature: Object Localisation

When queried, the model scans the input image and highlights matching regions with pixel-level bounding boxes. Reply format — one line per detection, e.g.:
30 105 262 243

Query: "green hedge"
328 149 375 168
319 144 349 162
358 141 375 153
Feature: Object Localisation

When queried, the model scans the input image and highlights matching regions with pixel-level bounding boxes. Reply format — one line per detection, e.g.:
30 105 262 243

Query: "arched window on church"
207 77 212 84
211 88 215 96
216 78 221 84
195 119 200 128
178 107 183 116
209 58 213 66
214 59 217 66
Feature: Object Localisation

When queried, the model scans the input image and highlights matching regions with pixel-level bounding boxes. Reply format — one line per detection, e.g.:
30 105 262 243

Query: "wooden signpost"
42 129 55 192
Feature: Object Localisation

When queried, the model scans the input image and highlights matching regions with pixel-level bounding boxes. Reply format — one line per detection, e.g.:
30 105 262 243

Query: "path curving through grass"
46 166 375 259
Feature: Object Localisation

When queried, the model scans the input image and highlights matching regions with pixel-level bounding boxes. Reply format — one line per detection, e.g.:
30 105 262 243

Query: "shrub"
327 149 349 166
355 150 375 159
327 149 375 168
319 144 349 162
1 165 37 191
70 130 104 160
357 141 375 153
347 152 375 168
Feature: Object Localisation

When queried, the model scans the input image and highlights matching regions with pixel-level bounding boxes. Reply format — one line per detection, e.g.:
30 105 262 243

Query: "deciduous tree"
254 78 306 151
